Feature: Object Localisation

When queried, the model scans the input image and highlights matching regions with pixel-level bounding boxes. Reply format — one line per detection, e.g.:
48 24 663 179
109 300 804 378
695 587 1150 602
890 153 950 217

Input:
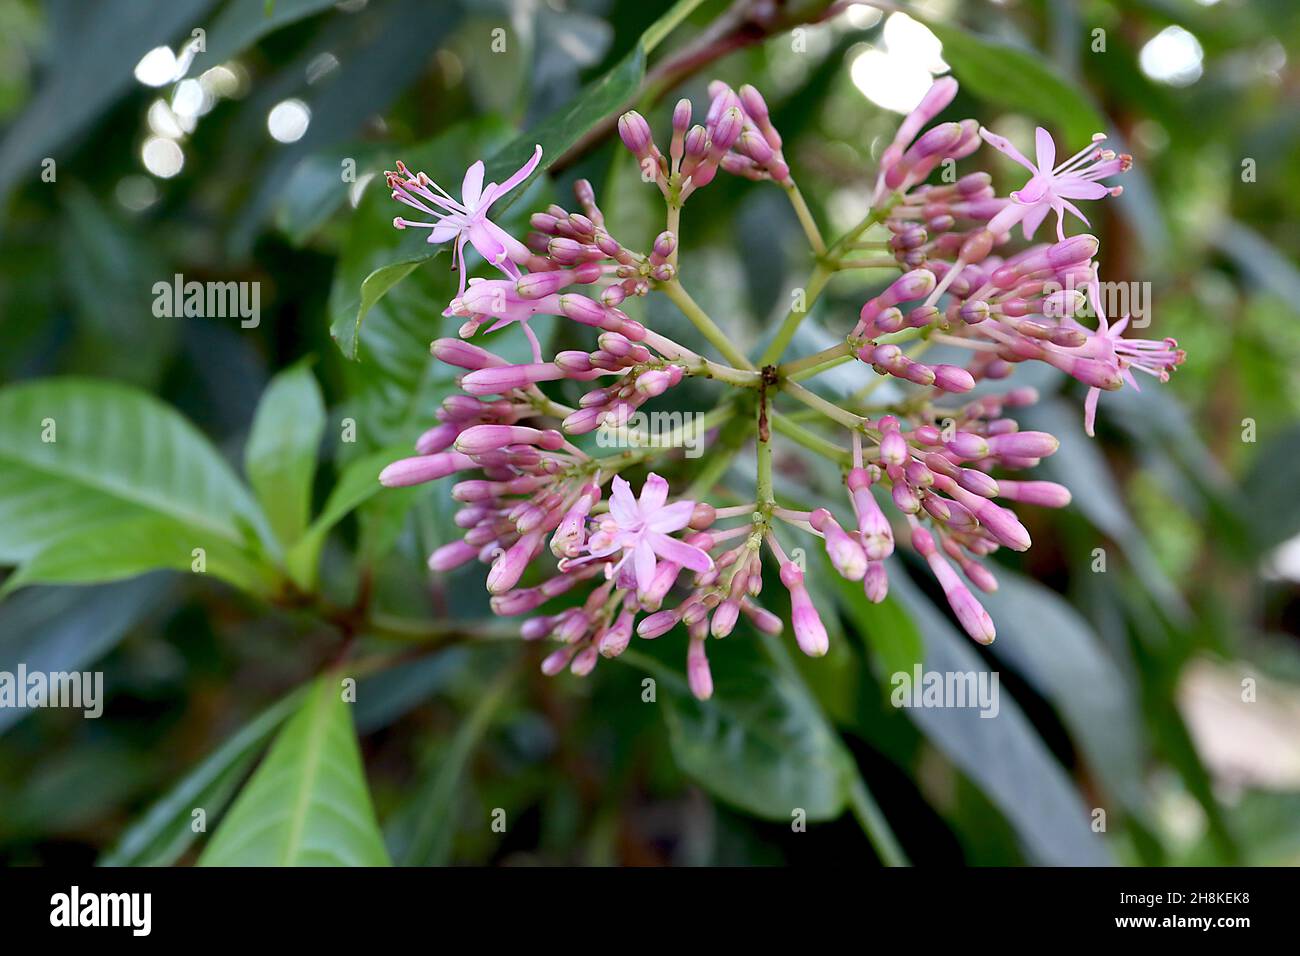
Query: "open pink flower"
577 474 713 593
979 127 1129 241
1076 315 1185 436
1073 275 1185 436
389 144 543 294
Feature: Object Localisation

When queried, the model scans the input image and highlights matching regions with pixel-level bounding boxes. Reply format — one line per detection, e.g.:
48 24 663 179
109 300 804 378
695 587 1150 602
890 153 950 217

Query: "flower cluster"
378 73 1184 699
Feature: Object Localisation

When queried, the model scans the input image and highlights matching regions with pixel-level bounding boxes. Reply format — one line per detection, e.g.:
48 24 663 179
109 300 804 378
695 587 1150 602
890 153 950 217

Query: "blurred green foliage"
1 0 1298 867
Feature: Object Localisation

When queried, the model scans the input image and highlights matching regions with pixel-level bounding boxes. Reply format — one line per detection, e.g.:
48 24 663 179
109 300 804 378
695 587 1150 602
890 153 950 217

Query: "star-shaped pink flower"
389 145 543 294
1072 276 1185 436
578 474 713 594
980 127 1129 241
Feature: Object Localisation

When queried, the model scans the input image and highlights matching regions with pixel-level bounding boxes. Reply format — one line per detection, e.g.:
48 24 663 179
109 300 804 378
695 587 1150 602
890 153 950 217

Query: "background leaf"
244 360 326 548
0 577 168 735
199 674 390 866
625 645 850 822
925 21 1108 144
100 687 306 867
0 378 274 584
890 572 1112 866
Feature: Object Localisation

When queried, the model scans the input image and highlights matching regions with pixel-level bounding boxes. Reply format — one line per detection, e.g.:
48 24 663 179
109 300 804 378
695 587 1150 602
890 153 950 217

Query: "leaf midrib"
280 681 332 865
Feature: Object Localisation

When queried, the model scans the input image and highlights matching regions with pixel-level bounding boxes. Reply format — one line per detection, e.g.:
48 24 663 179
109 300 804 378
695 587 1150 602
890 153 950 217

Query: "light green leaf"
0 378 273 569
200 675 390 866
285 446 408 588
332 261 423 361
0 515 271 598
245 361 326 547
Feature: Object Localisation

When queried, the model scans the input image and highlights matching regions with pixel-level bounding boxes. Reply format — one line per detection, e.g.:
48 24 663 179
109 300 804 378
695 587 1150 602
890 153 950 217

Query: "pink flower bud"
617 111 654 156
810 508 868 581
599 611 635 659
379 452 475 487
455 425 564 455
779 563 828 657
541 645 578 676
880 429 909 466
415 423 459 455
428 539 477 572
637 609 682 639
710 106 744 153
847 468 894 560
863 561 889 603
516 270 572 299
687 631 713 700
932 364 976 392
461 363 563 395
986 431 1059 459
710 599 741 638
943 432 991 460
740 599 783 635
994 480 1072 507
431 338 506 370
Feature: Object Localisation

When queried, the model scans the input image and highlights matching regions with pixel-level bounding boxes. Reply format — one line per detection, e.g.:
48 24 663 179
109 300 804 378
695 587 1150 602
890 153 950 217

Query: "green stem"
757 194 905 369
780 379 866 432
777 341 854 380
659 279 755 370
831 256 898 271
639 329 760 387
666 200 682 268
846 772 911 867
594 403 738 469
757 263 832 367
770 411 850 465
783 181 826 255
826 192 903 257
756 391 774 509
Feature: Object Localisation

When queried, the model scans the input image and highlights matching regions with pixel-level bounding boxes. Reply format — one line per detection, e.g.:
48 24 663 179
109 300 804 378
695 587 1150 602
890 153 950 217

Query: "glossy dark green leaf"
185 0 343 75
1018 397 1187 620
397 664 517 865
0 0 215 196
624 646 850 822
1243 421 1300 550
